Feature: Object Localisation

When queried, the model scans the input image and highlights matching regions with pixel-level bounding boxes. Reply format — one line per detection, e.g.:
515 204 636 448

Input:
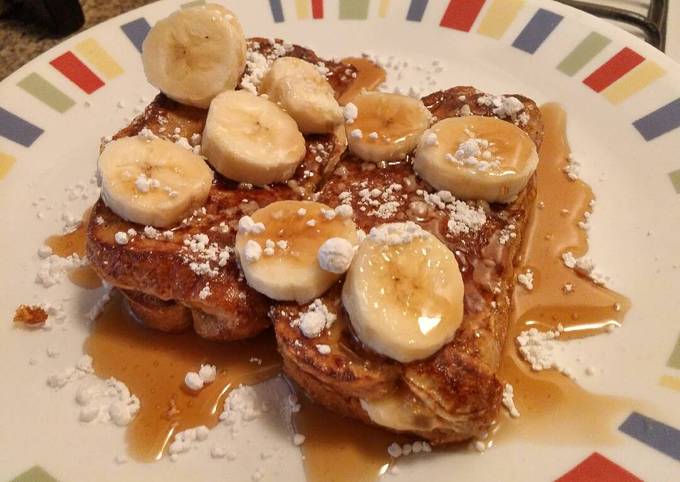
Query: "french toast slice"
270 86 541 443
87 39 357 340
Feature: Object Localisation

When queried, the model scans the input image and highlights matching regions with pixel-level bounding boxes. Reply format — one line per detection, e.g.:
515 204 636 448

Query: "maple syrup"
293 395 407 482
84 292 281 461
495 103 633 443
79 103 633 480
338 57 387 105
45 207 102 289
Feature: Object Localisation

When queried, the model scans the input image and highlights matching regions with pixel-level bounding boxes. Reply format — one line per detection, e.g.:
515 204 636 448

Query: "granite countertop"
0 0 155 80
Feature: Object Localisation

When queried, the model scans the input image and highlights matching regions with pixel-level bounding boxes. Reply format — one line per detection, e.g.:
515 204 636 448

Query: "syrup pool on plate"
84 292 281 461
494 103 633 444
45 208 102 289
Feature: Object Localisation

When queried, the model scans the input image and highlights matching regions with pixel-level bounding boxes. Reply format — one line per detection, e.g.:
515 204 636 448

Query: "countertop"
0 0 154 79
1 0 679 80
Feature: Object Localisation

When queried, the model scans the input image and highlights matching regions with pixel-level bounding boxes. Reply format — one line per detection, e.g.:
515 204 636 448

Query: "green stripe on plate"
339 0 370 19
17 73 75 113
668 334 680 369
669 170 680 194
557 32 611 76
10 466 59 482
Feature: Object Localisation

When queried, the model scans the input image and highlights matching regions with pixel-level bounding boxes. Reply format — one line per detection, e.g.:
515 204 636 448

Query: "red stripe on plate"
312 0 323 18
555 452 643 482
50 51 104 94
583 47 644 93
440 0 486 31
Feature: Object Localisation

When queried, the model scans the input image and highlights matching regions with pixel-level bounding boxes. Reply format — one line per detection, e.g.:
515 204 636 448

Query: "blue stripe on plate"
512 9 563 54
633 98 680 141
269 0 284 22
407 0 429 21
619 412 680 461
0 107 44 147
121 18 151 53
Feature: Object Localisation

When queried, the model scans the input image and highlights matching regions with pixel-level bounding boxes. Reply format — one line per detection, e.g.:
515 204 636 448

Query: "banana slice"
413 116 538 203
141 4 246 108
342 222 463 363
260 57 343 134
98 136 214 228
346 92 431 163
235 201 358 303
201 90 306 186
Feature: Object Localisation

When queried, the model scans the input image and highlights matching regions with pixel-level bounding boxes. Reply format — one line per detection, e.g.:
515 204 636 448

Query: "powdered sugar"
36 254 89 288
502 383 520 418
180 233 232 277
517 269 534 290
477 94 527 125
563 153 580 181
516 328 575 379
356 183 405 220
562 251 606 285
343 102 358 124
46 355 95 389
290 299 336 338
368 221 428 245
240 40 293 94
317 237 355 274
244 240 263 262
421 190 487 235
75 377 140 426
239 215 265 234
450 137 501 172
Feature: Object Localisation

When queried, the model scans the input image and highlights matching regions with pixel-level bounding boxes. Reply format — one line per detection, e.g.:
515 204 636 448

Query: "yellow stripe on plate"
477 0 525 39
602 60 665 104
295 0 310 19
379 0 390 17
74 38 124 80
659 375 680 392
0 152 16 180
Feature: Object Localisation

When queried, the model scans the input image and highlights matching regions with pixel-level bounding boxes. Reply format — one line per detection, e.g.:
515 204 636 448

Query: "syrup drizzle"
495 103 633 443
338 57 387 105
84 293 281 461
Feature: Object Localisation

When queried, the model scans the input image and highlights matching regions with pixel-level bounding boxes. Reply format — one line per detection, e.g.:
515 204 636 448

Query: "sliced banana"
260 57 343 134
360 389 443 432
342 222 464 363
346 92 431 163
235 201 358 304
413 116 538 203
201 90 306 186
98 136 214 228
141 4 246 108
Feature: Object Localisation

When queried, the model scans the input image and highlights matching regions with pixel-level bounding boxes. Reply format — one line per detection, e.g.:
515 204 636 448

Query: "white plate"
1 1 679 481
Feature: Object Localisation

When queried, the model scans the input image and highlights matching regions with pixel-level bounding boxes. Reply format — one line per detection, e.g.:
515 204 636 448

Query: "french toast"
270 86 541 443
87 38 357 340
88 20 541 444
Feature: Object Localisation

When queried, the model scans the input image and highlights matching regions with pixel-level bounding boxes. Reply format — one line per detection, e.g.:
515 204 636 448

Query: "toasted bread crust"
87 39 356 340
271 86 540 443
